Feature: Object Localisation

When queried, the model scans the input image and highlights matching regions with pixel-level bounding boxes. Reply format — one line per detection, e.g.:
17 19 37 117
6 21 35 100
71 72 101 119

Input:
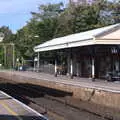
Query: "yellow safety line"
0 101 23 120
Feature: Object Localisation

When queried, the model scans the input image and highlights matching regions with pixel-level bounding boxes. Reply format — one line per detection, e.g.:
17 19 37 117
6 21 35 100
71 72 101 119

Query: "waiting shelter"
34 24 120 80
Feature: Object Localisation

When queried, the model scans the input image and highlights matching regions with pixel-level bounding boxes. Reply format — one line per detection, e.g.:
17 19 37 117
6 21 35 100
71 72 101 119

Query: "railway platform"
0 90 47 120
0 70 120 110
1 70 120 93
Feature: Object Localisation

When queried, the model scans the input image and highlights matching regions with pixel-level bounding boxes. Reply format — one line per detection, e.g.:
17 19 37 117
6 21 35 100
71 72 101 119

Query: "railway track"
0 83 116 120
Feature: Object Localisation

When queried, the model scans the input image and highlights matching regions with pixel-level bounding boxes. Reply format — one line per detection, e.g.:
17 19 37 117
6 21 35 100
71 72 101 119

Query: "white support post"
70 58 73 79
55 60 57 77
92 57 95 80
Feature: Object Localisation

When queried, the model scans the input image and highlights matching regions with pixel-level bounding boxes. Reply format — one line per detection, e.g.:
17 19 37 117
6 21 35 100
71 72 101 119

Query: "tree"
0 26 13 43
14 3 64 60
55 0 120 37
0 26 14 68
30 3 64 41
31 2 64 20
14 1 120 63
111 1 120 23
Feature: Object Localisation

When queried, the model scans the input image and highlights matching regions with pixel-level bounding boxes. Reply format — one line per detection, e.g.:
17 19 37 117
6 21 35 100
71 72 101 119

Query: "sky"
0 0 68 33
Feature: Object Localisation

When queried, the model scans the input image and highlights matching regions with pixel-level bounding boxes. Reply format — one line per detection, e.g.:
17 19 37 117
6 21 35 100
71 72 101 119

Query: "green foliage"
0 26 14 68
0 26 13 43
12 1 120 62
0 47 4 65
111 1 120 23
14 3 63 60
31 2 63 20
55 0 119 37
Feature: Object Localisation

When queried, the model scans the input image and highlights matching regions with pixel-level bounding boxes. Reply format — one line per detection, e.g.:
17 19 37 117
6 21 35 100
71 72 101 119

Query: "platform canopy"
34 24 120 52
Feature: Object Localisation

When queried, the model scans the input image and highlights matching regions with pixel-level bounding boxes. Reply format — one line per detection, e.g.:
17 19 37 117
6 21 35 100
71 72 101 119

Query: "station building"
34 24 120 80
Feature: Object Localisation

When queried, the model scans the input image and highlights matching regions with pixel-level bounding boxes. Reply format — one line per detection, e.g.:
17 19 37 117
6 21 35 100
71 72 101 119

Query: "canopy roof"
34 24 120 52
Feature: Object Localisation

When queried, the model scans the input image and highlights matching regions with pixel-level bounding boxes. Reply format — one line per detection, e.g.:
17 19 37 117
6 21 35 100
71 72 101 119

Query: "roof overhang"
34 24 120 52
34 38 94 52
34 38 120 52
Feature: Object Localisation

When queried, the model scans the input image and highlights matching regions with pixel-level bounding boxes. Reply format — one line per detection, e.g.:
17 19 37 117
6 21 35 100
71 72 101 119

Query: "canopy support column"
92 57 95 80
70 49 73 79
55 59 57 77
91 46 96 81
70 59 73 79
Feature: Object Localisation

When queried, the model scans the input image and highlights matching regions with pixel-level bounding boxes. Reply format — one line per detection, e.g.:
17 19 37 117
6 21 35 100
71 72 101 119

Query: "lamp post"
34 35 39 71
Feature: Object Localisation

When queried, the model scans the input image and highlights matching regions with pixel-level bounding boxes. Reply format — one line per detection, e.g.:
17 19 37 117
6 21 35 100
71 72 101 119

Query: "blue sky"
0 0 68 33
